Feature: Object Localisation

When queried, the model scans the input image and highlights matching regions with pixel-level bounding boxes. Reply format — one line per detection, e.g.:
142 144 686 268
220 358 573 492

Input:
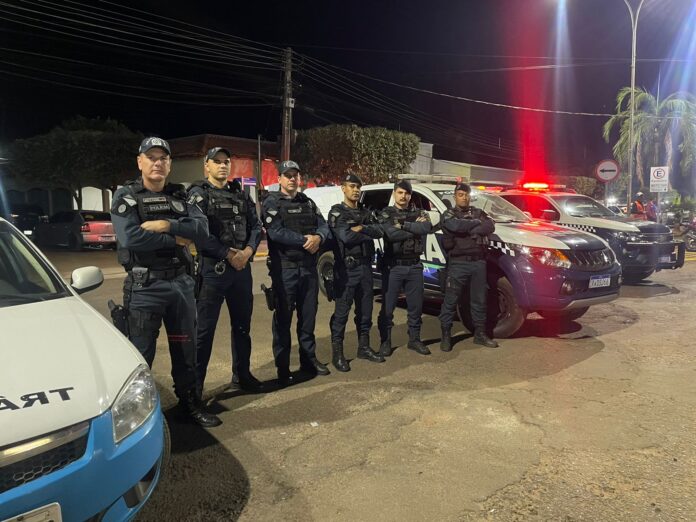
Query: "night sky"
1 0 694 174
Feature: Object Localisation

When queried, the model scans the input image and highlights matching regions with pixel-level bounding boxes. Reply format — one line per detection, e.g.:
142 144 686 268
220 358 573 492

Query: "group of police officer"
111 137 498 429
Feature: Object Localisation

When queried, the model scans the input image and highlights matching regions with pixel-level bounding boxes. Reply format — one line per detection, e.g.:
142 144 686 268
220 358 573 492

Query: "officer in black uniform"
111 137 221 427
188 147 263 392
377 180 433 357
261 160 330 387
438 182 498 351
328 173 385 372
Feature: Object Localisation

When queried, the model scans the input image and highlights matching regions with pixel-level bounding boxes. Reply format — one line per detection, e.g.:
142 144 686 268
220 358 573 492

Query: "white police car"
308 183 621 338
0 217 167 521
497 184 685 283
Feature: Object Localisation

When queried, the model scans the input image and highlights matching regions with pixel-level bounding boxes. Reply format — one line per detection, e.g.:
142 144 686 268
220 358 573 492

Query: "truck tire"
458 274 526 339
317 251 334 298
538 307 589 322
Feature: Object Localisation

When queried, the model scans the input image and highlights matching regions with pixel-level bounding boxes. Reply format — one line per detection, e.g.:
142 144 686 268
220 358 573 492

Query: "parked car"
35 210 116 250
305 183 621 338
0 216 167 522
497 185 685 283
8 203 46 239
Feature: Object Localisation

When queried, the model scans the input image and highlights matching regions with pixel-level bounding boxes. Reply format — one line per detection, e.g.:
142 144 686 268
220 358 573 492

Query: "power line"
296 52 615 117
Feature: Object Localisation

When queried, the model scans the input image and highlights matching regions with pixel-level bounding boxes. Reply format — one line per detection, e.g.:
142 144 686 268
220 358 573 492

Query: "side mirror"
523 211 533 219
541 209 560 221
71 266 104 295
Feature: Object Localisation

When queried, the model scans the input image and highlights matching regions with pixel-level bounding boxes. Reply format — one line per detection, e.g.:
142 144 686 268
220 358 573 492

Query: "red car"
35 210 116 250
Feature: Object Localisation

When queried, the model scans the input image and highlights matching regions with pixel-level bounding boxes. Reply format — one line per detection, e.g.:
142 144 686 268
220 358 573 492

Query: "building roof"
167 134 280 160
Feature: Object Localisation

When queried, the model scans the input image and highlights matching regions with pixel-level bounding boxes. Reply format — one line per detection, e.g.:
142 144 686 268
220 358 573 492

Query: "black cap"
205 147 231 161
394 180 412 194
279 160 301 175
342 172 363 186
454 182 471 193
139 137 171 155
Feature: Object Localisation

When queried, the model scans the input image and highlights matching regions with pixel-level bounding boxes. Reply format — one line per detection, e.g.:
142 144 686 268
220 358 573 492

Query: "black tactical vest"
275 194 318 262
203 183 248 249
330 203 375 258
441 206 488 259
382 206 425 260
117 181 190 270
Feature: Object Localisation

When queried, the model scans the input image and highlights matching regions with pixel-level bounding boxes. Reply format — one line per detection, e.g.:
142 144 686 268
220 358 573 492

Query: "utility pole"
281 48 294 161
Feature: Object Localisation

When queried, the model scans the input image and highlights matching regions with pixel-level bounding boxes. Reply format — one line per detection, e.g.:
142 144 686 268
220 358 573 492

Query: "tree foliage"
294 124 420 184
10 116 142 209
603 87 696 195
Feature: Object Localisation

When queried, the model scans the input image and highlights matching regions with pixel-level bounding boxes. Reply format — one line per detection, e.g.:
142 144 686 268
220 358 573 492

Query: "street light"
624 0 646 213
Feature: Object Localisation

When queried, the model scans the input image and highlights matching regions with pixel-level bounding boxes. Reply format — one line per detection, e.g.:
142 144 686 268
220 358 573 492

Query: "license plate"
100 235 115 241
659 255 672 263
589 275 611 288
2 503 62 522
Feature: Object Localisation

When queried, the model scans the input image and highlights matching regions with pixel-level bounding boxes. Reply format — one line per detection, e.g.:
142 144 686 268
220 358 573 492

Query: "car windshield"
0 221 69 308
435 190 530 223
551 195 616 218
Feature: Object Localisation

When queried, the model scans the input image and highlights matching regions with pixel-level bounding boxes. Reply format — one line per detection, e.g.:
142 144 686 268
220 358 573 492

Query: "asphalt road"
48 248 696 521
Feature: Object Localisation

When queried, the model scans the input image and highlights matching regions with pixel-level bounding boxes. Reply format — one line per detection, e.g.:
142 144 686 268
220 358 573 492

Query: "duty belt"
387 257 421 266
128 265 187 282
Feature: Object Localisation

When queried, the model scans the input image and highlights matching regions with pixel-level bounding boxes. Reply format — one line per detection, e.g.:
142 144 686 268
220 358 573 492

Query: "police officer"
377 180 433 357
438 182 498 351
188 147 263 392
328 173 385 372
262 160 330 386
111 137 221 427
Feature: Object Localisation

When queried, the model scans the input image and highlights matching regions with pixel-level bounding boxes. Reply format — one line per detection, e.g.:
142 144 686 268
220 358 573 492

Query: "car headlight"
612 231 640 242
111 365 158 443
515 245 571 269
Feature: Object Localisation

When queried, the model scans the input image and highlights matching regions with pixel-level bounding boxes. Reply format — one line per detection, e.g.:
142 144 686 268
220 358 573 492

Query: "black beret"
454 182 471 193
394 180 413 194
342 173 363 186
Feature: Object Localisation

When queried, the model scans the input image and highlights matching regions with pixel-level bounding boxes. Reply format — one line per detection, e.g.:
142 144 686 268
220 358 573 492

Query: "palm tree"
603 87 696 192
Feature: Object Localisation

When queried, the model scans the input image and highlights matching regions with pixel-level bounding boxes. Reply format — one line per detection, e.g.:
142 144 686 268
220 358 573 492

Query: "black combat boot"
181 390 222 428
474 327 499 348
332 341 350 372
440 327 453 352
378 330 393 357
357 334 385 363
300 355 331 376
229 372 265 392
407 331 431 355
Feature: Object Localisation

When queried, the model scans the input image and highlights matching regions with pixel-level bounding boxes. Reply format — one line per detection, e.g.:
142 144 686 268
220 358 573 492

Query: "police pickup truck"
306 183 621 338
0 217 167 521
497 185 685 283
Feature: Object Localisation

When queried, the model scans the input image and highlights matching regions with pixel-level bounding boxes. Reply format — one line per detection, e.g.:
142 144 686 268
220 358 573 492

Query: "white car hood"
494 221 608 250
1 296 143 447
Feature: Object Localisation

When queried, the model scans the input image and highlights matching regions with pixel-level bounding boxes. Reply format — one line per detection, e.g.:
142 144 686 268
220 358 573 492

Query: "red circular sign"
595 160 620 183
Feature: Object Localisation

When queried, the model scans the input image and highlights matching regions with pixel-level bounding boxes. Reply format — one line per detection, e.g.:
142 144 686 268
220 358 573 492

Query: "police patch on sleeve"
171 200 186 213
187 193 204 206
112 197 135 217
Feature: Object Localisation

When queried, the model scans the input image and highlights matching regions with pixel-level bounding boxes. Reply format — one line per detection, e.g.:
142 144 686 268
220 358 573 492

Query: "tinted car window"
50 211 75 224
361 189 391 211
524 196 559 220
410 192 432 211
81 211 111 222
0 221 67 307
